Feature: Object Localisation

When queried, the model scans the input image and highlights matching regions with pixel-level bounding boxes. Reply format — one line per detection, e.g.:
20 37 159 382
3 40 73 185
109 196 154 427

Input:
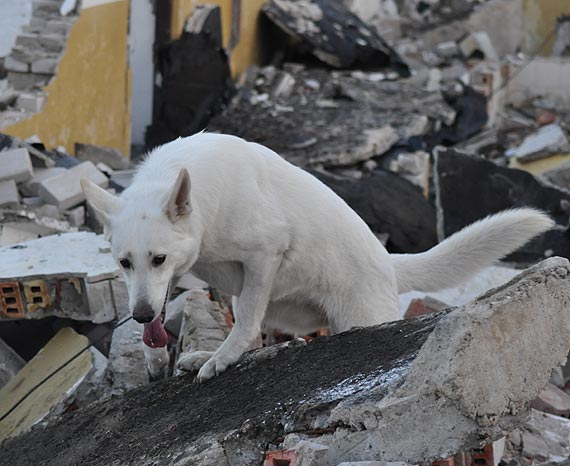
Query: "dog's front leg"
197 253 282 382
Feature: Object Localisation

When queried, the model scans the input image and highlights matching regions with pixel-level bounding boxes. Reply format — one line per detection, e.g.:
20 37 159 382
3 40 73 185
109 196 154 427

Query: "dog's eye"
119 258 132 269
152 255 166 267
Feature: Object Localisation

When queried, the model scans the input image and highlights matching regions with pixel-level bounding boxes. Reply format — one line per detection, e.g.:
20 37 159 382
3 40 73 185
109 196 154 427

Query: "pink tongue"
143 319 168 348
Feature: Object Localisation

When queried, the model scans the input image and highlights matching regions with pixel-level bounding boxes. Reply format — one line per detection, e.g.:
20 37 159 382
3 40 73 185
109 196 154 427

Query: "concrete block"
38 33 65 52
15 93 46 113
0 180 20 208
15 33 40 49
38 161 108 212
6 71 50 91
20 167 67 197
31 57 58 75
75 143 130 170
459 31 499 61
64 205 85 227
3 56 29 73
0 338 25 390
0 148 33 183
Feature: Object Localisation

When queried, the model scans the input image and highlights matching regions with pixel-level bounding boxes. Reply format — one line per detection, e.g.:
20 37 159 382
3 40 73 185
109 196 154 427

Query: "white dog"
81 133 554 382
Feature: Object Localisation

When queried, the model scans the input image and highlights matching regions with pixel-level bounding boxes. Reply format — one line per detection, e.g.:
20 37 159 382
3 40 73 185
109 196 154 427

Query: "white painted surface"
0 0 32 57
129 0 155 145
0 232 120 282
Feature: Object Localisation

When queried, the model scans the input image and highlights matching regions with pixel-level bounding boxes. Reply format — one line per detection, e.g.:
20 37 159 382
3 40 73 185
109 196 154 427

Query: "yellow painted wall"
523 0 570 55
3 1 131 156
171 0 266 78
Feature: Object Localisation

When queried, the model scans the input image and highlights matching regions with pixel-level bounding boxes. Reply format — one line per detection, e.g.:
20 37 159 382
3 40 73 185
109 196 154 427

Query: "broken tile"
0 148 34 183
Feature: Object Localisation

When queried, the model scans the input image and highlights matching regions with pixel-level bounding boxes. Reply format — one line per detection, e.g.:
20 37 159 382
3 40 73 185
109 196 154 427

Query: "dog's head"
81 169 200 324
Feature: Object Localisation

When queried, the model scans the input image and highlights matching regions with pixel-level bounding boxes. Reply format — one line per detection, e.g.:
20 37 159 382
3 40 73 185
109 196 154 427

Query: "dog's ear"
81 178 124 230
164 169 192 223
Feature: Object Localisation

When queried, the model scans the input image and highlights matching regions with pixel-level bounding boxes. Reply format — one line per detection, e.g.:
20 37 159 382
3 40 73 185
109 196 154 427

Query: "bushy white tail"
392 208 554 293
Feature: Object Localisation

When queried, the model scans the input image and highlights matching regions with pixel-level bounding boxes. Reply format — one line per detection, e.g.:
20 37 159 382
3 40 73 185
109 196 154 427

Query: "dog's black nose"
133 302 155 323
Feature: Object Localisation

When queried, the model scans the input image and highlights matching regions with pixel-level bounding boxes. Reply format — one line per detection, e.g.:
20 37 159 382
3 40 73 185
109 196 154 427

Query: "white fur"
82 133 554 382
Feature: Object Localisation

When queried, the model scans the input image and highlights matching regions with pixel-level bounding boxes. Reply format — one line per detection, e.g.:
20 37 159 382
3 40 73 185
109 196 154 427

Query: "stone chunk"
75 143 130 170
0 148 34 183
20 166 67 196
0 180 20 208
38 161 108 211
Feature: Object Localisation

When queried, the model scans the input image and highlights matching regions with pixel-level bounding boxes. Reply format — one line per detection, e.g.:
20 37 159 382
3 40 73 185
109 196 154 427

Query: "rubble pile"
1 0 570 465
2 257 570 466
0 0 79 127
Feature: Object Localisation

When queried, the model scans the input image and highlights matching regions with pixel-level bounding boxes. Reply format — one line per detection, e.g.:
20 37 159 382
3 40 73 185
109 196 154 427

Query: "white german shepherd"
81 133 554 382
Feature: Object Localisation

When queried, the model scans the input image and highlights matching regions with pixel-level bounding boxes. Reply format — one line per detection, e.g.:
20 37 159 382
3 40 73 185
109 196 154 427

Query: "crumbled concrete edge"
328 257 570 462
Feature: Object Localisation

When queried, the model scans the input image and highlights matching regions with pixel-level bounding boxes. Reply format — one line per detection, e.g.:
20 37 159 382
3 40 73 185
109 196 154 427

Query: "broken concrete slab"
0 338 25 390
38 161 108 212
0 179 20 208
74 143 130 170
434 147 570 263
0 327 92 441
262 0 409 75
2 257 569 466
0 148 33 183
108 169 135 192
0 231 119 284
63 205 84 227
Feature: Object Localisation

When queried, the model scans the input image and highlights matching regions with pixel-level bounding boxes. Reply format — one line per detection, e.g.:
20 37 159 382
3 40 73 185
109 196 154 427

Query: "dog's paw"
196 352 235 383
177 351 214 372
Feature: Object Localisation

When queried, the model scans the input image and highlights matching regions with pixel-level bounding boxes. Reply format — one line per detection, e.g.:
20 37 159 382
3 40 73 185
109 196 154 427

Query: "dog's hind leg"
197 251 283 382
325 280 400 334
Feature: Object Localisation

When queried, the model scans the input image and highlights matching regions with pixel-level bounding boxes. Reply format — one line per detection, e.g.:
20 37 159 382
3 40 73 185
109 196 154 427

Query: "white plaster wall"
0 0 32 57
129 0 155 145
